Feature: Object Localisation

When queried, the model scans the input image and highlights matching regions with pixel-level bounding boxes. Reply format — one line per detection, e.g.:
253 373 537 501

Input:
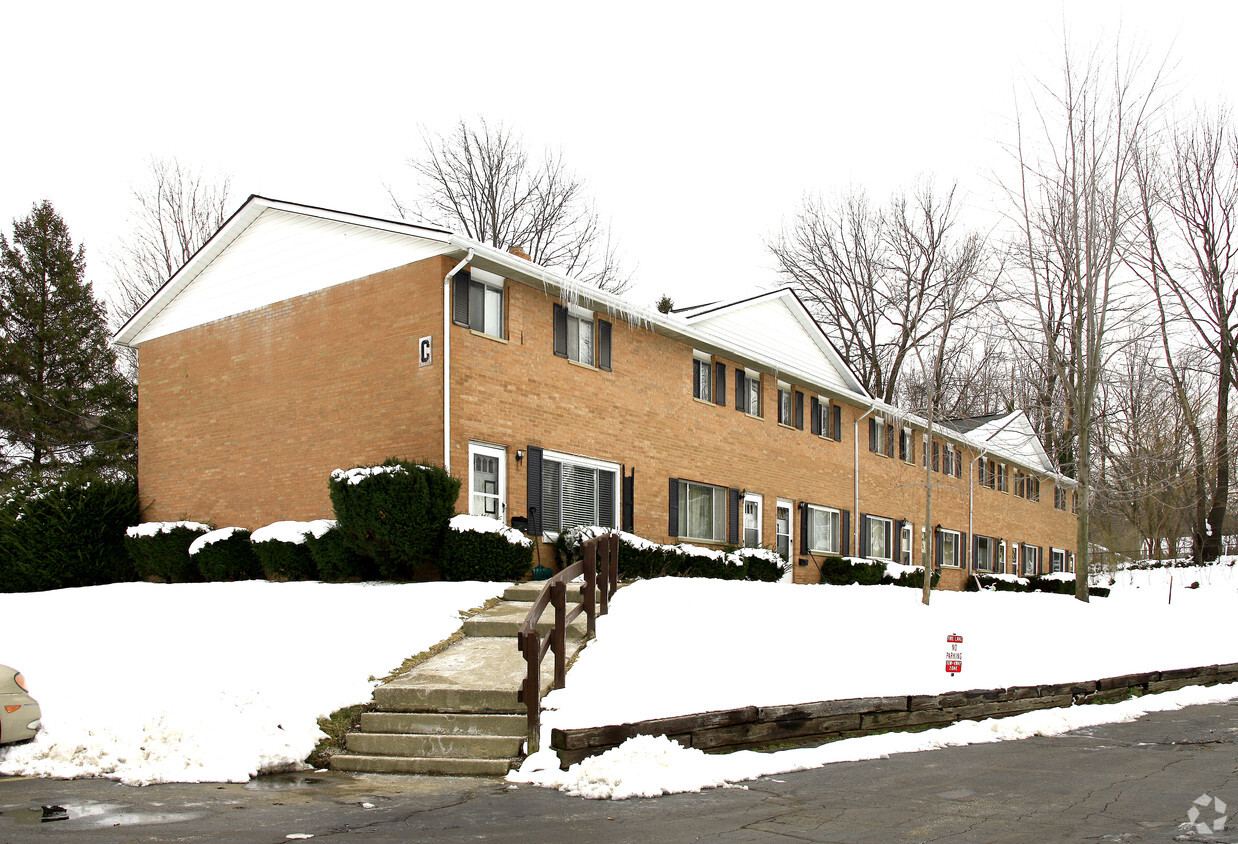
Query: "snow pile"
188 526 245 555
251 519 336 545
509 561 1238 797
513 683 1238 799
330 464 409 485
125 521 211 538
449 514 533 546
0 579 507 785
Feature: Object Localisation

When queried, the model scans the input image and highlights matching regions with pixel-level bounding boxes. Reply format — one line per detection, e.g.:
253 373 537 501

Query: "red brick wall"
136 258 450 526
136 254 1077 590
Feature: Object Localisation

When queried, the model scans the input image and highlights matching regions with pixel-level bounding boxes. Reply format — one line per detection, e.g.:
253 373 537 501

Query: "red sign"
947 634 963 645
946 660 962 674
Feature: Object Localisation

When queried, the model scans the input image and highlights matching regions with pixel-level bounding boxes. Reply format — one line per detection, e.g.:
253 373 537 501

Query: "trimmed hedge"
329 459 460 581
814 555 940 589
306 525 377 582
0 478 141 592
126 522 209 583
191 528 262 581
554 527 787 583
252 539 316 581
442 520 534 582
965 573 1110 598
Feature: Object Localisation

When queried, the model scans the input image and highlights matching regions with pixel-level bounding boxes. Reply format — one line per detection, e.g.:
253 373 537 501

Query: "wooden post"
583 538 598 638
518 630 541 754
551 579 567 690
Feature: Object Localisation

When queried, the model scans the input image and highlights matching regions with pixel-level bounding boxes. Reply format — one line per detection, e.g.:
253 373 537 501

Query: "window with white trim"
1021 543 1040 576
452 270 504 339
938 528 961 567
540 451 618 534
997 540 1006 574
866 515 893 561
777 382 793 426
565 305 594 364
1050 548 1066 573
900 522 913 565
693 352 712 402
746 370 762 416
806 505 840 554
974 535 996 572
677 480 727 542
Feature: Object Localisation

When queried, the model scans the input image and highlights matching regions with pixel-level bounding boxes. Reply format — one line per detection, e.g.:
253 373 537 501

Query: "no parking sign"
946 633 963 675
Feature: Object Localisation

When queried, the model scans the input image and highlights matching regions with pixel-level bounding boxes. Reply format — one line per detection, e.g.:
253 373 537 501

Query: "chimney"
508 245 532 261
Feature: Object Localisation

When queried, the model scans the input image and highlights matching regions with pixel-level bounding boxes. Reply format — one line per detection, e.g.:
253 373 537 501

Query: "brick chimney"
508 245 532 261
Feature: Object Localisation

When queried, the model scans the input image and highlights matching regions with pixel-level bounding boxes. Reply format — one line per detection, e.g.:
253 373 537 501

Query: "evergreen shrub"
126 521 210 583
441 516 533 581
554 527 786 582
191 528 262 581
305 525 376 582
329 459 460 581
0 477 141 592
251 521 331 581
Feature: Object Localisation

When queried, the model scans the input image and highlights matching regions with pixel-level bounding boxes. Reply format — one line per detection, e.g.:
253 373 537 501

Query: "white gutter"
443 249 474 474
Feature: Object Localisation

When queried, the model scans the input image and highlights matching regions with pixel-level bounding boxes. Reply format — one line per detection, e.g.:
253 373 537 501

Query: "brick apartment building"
114 196 1077 589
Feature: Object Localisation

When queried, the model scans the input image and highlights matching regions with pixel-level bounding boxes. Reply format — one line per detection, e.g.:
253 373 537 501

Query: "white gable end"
973 412 1053 472
688 297 858 396
130 208 453 344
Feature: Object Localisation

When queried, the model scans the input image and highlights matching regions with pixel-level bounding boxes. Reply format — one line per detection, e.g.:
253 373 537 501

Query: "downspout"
854 405 879 557
443 249 474 475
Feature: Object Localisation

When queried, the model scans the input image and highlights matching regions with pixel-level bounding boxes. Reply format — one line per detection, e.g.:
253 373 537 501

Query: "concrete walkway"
331 581 589 776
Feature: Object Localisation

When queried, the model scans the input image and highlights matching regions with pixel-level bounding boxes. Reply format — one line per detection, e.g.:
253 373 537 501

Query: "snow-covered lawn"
0 580 506 785
510 559 1238 798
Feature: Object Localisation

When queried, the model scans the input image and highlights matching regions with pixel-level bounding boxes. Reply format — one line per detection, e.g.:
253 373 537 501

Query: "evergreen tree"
0 201 135 481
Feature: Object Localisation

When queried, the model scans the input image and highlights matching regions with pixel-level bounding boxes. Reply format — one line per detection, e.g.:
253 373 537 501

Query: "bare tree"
110 157 233 325
769 181 992 404
1004 39 1167 600
390 119 629 294
1133 108 1238 563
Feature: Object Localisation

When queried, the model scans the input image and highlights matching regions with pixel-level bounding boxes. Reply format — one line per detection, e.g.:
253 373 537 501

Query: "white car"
0 664 41 745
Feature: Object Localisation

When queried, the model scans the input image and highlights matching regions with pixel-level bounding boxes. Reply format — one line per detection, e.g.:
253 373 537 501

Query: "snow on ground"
0 579 506 785
510 559 1238 798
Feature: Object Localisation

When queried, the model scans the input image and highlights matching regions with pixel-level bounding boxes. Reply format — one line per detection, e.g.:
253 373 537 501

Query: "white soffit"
685 294 861 396
126 207 453 344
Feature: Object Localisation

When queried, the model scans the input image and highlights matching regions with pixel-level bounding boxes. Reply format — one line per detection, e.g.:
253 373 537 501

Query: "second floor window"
553 303 612 370
452 271 504 339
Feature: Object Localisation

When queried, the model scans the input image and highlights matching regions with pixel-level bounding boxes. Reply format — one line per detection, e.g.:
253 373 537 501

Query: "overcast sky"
4 1 1237 314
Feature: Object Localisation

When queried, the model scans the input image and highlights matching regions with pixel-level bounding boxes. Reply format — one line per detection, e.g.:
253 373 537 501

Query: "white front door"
468 443 506 521
743 492 762 548
775 498 793 560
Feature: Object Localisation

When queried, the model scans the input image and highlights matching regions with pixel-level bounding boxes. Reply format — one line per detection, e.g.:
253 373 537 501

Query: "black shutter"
714 361 726 406
859 515 869 557
934 528 943 567
794 391 804 430
893 520 902 563
622 471 634 533
799 502 808 551
960 532 968 569
973 534 979 569
527 446 543 536
553 303 568 358
667 478 679 537
597 319 612 371
932 440 940 472
868 418 877 452
728 488 741 545
735 371 747 412
810 397 821 435
840 510 850 556
833 404 842 441
886 424 895 458
899 430 906 462
452 272 470 326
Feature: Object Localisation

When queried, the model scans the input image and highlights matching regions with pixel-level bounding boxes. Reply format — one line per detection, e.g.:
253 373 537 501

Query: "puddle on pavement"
0 801 202 828
244 774 324 791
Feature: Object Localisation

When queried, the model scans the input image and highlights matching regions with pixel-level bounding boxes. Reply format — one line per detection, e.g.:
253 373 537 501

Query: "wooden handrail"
517 532 619 754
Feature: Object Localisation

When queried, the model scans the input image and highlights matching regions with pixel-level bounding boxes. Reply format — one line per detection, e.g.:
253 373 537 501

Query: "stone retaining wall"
550 662 1238 767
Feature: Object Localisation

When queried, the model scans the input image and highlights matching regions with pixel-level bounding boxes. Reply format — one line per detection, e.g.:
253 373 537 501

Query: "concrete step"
358 711 526 737
346 732 523 759
331 753 515 777
462 601 590 639
372 637 583 713
502 581 587 602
